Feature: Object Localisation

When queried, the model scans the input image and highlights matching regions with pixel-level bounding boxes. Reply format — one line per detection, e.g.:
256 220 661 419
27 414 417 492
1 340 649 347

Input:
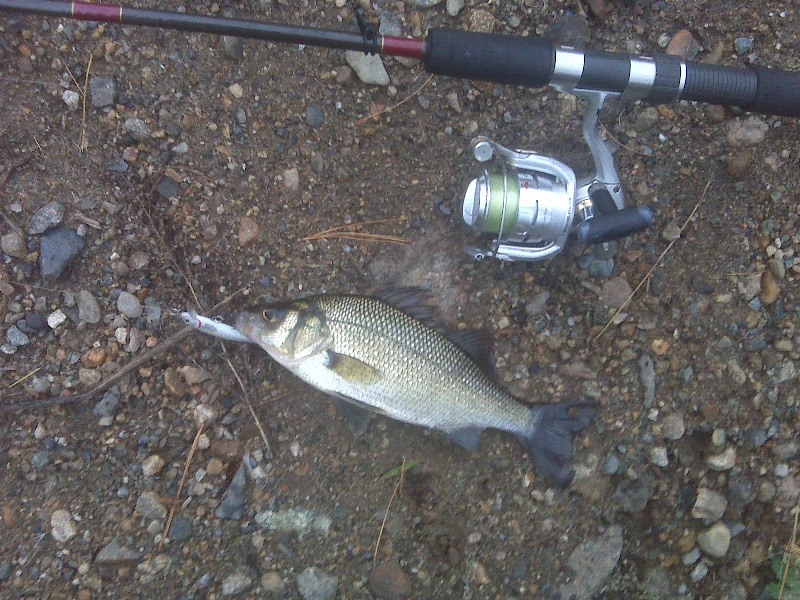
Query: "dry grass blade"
373 456 408 563
303 216 410 245
80 54 92 152
8 368 41 390
224 356 273 460
594 178 713 341
159 425 204 551
358 74 434 124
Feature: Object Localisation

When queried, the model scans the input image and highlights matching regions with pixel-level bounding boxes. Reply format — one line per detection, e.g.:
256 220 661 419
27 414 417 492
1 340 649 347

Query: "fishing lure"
179 308 253 344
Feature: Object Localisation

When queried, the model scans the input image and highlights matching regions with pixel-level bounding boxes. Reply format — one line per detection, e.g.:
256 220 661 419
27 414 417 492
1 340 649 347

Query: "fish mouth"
234 311 258 341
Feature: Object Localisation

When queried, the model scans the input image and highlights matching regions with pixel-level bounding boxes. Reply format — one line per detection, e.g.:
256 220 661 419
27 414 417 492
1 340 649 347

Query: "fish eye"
262 308 280 323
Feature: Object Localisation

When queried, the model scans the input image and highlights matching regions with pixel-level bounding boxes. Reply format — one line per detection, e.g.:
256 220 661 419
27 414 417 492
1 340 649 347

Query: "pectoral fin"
324 350 383 385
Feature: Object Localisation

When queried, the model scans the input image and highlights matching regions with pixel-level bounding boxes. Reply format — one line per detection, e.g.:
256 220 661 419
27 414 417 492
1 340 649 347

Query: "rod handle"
576 207 653 246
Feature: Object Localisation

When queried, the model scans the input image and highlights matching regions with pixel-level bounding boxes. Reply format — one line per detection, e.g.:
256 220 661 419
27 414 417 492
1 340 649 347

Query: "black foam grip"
746 66 800 118
680 62 758 107
424 28 555 87
576 207 654 246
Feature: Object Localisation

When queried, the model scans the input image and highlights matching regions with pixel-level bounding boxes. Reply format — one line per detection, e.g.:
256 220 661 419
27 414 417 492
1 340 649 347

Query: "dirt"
0 0 798 599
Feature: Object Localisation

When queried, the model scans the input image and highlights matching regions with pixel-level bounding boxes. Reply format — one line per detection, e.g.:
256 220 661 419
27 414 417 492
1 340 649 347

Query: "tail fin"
519 401 599 489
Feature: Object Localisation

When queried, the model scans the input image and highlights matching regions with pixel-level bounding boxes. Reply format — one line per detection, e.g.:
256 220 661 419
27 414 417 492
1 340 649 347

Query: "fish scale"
235 289 598 488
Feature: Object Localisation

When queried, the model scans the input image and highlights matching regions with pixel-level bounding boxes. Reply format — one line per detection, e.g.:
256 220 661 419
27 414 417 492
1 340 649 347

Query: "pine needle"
159 424 204 550
358 74 434 124
303 216 410 245
374 456 408 563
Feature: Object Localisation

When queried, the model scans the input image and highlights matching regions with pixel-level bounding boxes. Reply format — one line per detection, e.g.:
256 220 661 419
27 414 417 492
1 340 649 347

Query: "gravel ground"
1 0 799 599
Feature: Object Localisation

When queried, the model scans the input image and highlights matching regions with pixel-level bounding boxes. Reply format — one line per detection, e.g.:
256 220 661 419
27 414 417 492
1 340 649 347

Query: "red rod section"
72 0 121 23
382 36 425 60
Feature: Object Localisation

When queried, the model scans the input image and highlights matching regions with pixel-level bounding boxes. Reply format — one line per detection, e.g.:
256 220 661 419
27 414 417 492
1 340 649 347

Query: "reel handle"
424 29 800 118
576 206 654 246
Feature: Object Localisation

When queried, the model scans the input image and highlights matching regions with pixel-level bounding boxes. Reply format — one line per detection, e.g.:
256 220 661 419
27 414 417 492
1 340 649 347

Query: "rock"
445 0 465 17
282 167 300 193
525 290 550 317
345 51 390 86
697 522 731 558
39 226 85 280
261 571 285 593
93 387 121 418
47 309 68 329
124 117 150 141
62 89 80 110
28 200 65 234
638 354 656 406
558 525 624 599
222 35 244 60
691 488 727 521
541 13 590 47
156 175 180 199
89 75 116 107
726 116 768 147
613 477 653 513
734 37 754 54
51 509 77 542
193 404 217 427
228 83 244 99
759 270 781 304
215 463 247 520
1 231 26 258
167 515 192 542
135 491 167 520
296 567 338 600
727 150 751 179
80 346 106 367
369 561 412 600
661 220 682 241
95 538 142 564
305 103 324 128
661 413 685 440
179 365 212 386
117 291 143 318
221 572 252 596
77 290 102 324
141 455 166 477
707 447 736 471
599 276 632 309
238 216 260 247
6 325 30 347
255 508 332 538
666 29 700 60
650 446 669 468
163 367 188 398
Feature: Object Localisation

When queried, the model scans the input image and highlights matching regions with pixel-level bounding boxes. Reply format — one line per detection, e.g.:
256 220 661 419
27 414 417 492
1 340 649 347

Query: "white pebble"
51 509 77 542
62 90 80 110
142 454 166 477
775 463 790 477
47 309 68 329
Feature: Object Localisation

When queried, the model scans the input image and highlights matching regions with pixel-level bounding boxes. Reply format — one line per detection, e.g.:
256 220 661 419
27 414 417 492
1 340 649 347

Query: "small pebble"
221 572 252 596
89 75 116 107
51 509 77 542
135 491 167 520
29 200 66 235
124 117 150 141
691 488 727 521
690 561 708 582
345 51 390 86
62 89 80 110
282 167 300 193
1 231 26 258
6 325 30 347
775 464 790 477
261 571 285 593
142 454 166 477
117 291 143 319
707 447 736 471
95 538 142 563
228 83 244 99
296 567 338 600
40 226 85 280
368 561 412 600
306 103 325 128
726 116 768 147
697 522 731 558
238 216 260 247
77 290 102 324
661 413 685 440
47 309 68 329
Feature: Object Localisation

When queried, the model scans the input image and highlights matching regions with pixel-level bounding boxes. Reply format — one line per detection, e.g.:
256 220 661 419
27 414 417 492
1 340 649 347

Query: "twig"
778 503 800 600
373 456 407 563
303 217 409 245
224 356 273 460
594 178 713 341
358 74 434 124
159 425 204 550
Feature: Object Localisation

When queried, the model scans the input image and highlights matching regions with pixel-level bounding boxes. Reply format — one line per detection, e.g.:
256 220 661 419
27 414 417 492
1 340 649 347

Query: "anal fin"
332 397 375 437
445 426 484 454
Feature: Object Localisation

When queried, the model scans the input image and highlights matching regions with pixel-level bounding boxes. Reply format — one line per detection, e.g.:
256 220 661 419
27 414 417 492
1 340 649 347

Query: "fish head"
236 300 331 362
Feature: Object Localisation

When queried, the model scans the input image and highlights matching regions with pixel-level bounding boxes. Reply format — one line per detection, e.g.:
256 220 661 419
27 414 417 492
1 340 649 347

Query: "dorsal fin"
446 328 496 375
373 286 440 329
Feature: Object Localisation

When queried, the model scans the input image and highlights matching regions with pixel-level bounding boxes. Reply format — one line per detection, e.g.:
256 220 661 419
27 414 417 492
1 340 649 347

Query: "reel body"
461 91 653 261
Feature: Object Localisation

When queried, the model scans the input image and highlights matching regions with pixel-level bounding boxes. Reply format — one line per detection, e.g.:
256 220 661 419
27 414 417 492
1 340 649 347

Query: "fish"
235 287 598 488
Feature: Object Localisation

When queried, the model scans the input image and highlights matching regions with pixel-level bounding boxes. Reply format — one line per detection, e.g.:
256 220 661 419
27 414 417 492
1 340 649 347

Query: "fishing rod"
3 0 800 260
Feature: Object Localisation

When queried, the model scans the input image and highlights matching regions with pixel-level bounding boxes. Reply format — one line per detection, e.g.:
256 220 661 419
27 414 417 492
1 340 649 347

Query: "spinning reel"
461 90 653 261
